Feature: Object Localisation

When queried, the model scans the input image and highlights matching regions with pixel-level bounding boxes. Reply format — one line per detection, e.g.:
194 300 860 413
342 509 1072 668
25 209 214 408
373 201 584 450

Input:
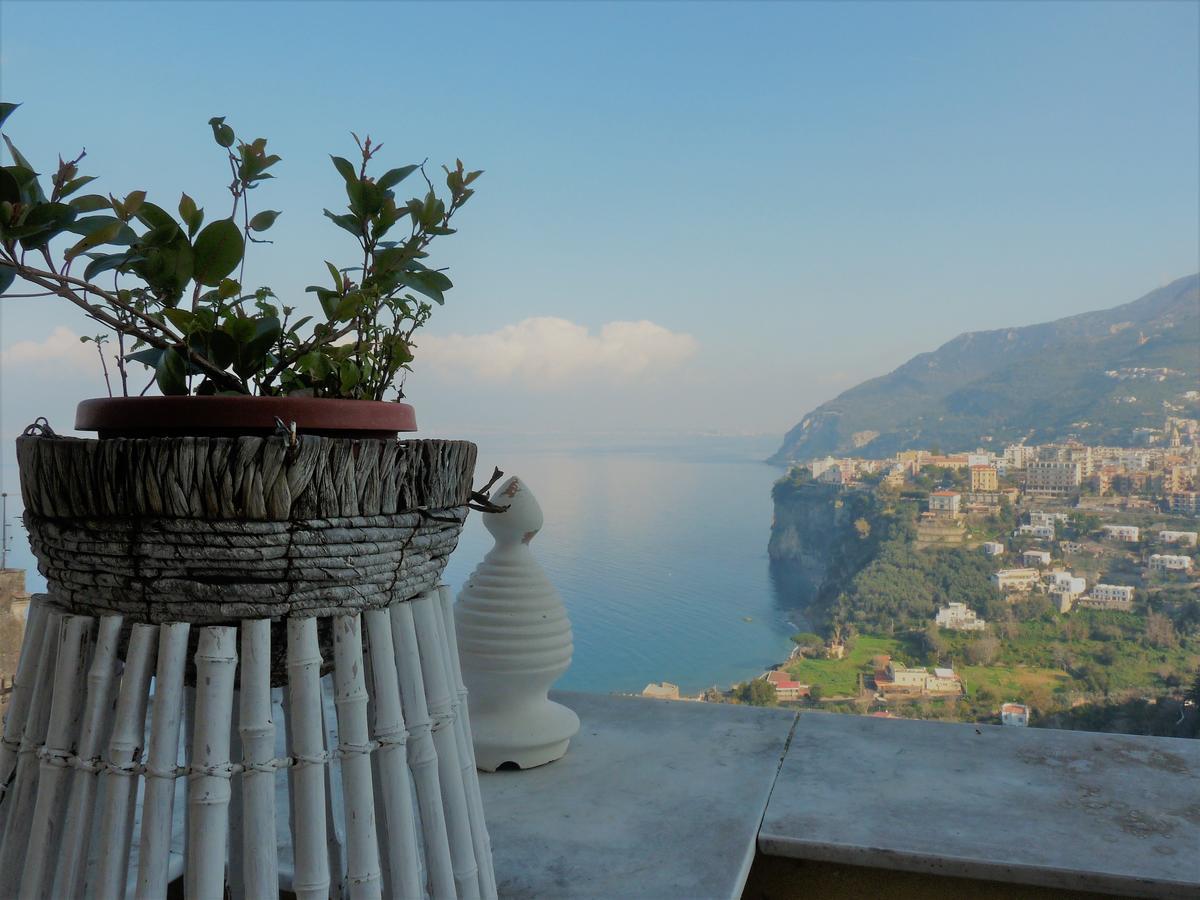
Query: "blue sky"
1 0 1197 440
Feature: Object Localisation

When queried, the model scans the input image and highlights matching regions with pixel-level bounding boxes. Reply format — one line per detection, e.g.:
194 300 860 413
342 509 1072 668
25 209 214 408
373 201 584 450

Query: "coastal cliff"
769 477 884 628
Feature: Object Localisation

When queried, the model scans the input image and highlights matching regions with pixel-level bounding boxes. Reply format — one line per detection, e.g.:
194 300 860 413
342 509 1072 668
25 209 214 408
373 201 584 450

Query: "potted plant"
0 101 490 624
0 101 481 436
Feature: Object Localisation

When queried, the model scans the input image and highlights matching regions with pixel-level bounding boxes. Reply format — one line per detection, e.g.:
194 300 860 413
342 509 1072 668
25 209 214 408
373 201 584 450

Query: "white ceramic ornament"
455 476 580 771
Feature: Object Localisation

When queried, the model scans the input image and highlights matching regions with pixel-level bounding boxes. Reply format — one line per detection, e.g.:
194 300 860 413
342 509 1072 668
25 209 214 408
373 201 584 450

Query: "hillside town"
645 418 1200 735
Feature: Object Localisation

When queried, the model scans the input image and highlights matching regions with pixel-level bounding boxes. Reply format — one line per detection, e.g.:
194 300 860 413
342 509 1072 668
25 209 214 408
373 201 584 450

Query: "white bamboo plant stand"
0 431 499 899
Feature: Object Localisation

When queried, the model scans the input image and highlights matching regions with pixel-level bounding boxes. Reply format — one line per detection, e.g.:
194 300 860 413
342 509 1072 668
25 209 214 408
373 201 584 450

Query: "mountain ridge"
769 274 1200 464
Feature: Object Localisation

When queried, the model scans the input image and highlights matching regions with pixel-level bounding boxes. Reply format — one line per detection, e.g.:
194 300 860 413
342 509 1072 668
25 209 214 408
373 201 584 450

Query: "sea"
1 433 813 695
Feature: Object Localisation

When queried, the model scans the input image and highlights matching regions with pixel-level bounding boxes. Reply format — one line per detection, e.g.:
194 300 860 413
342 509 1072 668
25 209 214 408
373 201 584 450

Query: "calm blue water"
440 433 807 694
1 434 808 695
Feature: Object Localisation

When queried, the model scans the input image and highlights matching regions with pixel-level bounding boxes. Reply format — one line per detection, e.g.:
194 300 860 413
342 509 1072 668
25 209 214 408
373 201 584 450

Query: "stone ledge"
480 691 797 899
760 712 1200 899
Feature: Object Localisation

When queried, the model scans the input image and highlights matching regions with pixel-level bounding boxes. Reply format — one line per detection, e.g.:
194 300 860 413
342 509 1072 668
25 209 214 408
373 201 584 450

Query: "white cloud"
1 326 101 373
416 317 698 386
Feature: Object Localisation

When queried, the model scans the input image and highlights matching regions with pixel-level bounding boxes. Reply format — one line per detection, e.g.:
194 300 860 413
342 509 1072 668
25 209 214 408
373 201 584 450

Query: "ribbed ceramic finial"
455 476 579 771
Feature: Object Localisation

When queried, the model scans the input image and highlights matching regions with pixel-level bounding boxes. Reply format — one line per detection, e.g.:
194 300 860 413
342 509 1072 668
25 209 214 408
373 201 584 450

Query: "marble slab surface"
759 712 1200 899
480 691 797 900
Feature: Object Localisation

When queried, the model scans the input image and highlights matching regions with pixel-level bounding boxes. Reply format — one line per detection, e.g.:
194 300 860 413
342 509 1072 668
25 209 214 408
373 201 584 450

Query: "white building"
982 541 1006 557
810 456 838 479
1101 524 1140 542
1001 703 1030 727
992 568 1040 592
1023 550 1052 567
1029 511 1069 528
935 602 986 632
1004 444 1035 470
1048 571 1087 596
929 491 961 517
1149 554 1194 573
1017 524 1055 540
1082 584 1135 610
1158 531 1198 547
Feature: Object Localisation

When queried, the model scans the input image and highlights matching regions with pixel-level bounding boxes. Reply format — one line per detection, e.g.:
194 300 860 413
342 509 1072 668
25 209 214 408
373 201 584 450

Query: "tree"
808 684 824 702
922 622 947 660
964 636 1000 666
789 632 824 655
854 517 871 540
736 679 777 707
1145 612 1178 649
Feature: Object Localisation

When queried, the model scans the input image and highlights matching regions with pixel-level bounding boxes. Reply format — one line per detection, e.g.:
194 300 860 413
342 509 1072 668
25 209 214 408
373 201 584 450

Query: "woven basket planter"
17 433 477 624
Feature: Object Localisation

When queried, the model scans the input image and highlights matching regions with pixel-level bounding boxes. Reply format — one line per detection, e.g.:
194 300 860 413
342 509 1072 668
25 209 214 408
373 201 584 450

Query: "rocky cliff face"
769 480 880 580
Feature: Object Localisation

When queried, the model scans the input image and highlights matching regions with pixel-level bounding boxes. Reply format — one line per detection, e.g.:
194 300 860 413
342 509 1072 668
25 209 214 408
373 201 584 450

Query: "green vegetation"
785 635 899 697
734 679 777 707
818 506 1005 633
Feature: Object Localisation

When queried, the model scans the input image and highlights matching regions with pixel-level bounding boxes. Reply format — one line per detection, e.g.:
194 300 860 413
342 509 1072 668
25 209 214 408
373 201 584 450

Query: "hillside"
770 274 1200 463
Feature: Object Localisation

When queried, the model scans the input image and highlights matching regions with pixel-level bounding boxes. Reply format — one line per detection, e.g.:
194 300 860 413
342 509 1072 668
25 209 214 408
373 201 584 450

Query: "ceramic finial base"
455 476 579 771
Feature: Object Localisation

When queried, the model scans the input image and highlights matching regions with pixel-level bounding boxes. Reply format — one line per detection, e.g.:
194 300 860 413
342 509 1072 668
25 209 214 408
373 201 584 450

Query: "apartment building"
928 491 961 517
992 568 1040 592
1080 584 1135 611
1025 460 1082 497
1159 531 1198 547
1101 524 1140 542
1017 524 1055 540
970 465 999 492
1023 550 1052 567
1149 554 1194 573
934 602 986 632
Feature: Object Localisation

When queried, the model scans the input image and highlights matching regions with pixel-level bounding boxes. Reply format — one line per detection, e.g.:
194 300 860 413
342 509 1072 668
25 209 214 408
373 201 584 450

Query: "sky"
1 0 1198 448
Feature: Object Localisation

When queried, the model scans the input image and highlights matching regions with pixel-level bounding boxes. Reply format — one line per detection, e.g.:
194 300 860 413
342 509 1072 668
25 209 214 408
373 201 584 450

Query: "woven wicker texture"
17 435 477 623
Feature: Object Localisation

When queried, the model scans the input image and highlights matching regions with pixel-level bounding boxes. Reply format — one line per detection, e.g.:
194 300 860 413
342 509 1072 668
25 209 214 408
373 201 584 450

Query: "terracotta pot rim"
75 395 417 438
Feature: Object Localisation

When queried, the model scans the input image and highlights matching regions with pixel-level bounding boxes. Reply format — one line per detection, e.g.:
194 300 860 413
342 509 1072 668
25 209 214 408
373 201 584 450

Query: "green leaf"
339 359 361 391
322 208 361 237
58 175 96 198
0 102 19 131
83 252 137 280
68 193 110 213
297 351 333 380
162 308 196 332
208 329 236 369
332 295 360 322
330 155 357 184
4 165 42 204
122 190 146 217
232 316 281 378
17 202 76 249
156 347 188 395
247 209 280 232
0 168 19 204
125 347 164 368
66 215 138 246
192 218 244 285
65 219 125 260
217 278 240 299
399 269 452 305
2 136 38 180
377 165 418 191
324 260 343 290
133 202 179 233
132 237 194 306
209 116 235 148
0 263 16 295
